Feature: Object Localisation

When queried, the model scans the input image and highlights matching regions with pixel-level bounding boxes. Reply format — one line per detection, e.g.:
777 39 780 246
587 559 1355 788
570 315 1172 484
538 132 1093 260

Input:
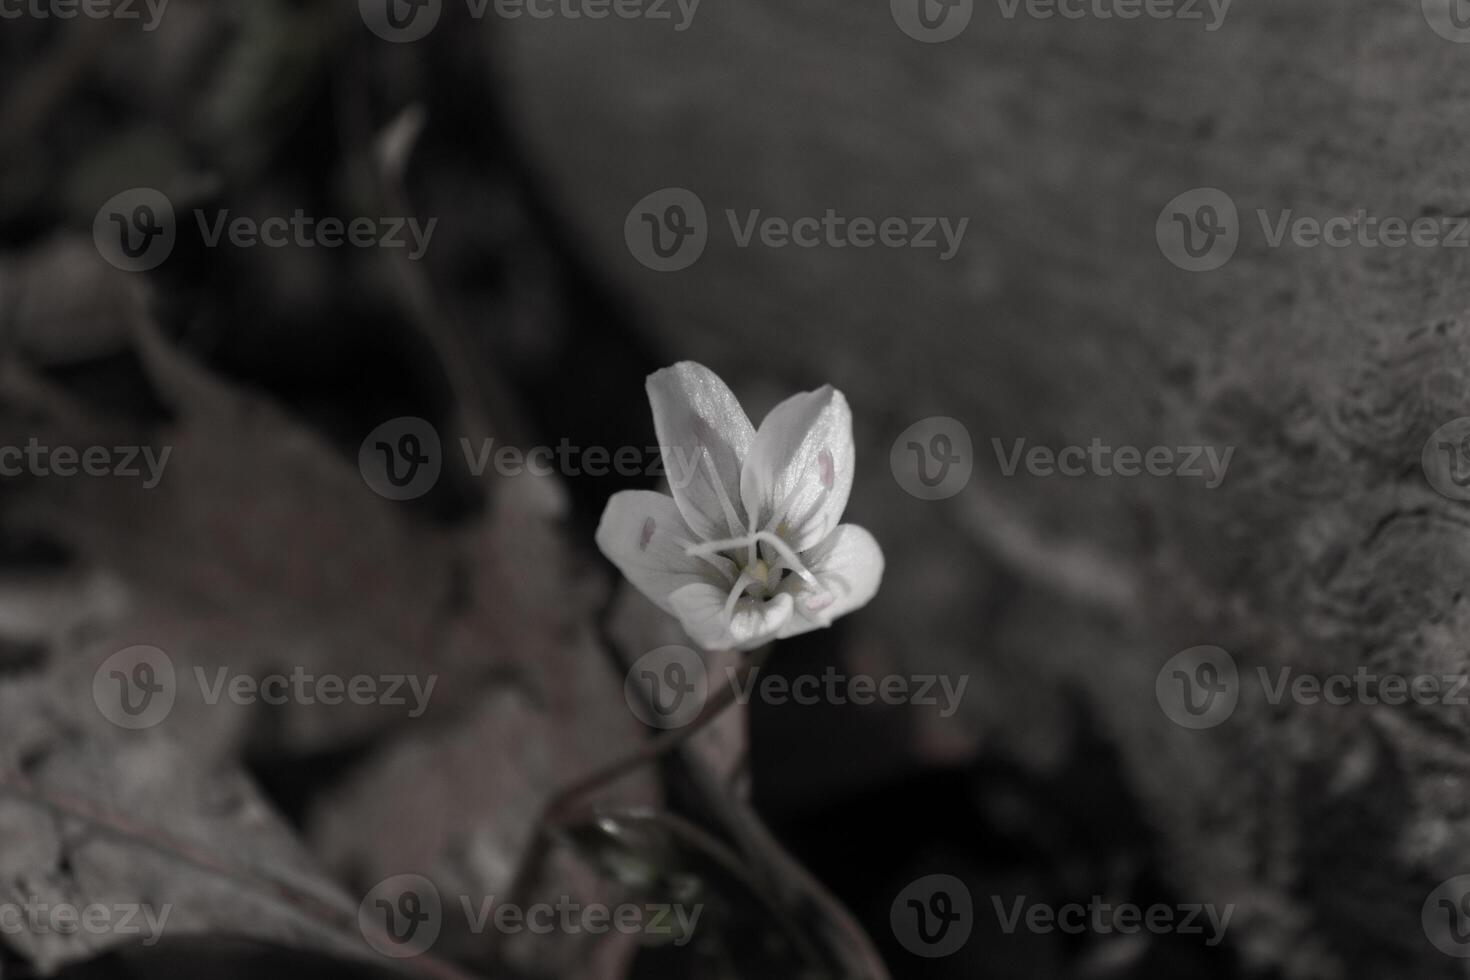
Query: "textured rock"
492 2 1470 975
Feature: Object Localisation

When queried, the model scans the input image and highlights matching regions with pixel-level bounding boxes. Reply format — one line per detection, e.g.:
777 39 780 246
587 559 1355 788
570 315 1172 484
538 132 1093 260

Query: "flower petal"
776 524 884 639
740 386 855 552
595 490 733 613
647 362 755 542
670 583 794 652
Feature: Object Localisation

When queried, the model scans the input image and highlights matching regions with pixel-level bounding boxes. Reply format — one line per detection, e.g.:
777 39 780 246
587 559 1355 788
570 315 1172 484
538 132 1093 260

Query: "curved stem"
489 647 768 969
553 646 767 822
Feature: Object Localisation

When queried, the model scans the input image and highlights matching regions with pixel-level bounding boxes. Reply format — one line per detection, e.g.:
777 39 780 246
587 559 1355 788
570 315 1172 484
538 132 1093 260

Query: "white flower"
596 362 884 651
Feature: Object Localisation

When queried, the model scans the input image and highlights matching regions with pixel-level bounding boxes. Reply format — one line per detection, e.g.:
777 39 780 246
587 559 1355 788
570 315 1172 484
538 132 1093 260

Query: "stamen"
722 571 755 622
787 491 831 539
746 531 820 589
765 449 831 534
672 535 737 585
700 446 746 538
685 535 757 557
685 532 820 589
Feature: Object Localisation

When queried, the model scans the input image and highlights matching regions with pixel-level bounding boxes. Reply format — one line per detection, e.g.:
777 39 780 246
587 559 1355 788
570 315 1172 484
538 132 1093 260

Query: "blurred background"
4 0 1470 978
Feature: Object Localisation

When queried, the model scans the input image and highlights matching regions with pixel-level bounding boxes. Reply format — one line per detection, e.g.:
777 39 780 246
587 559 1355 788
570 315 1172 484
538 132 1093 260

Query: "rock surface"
492 2 1470 975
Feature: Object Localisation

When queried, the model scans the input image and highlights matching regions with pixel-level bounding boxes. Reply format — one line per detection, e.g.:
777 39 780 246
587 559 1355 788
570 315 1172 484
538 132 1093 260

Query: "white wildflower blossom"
597 362 884 651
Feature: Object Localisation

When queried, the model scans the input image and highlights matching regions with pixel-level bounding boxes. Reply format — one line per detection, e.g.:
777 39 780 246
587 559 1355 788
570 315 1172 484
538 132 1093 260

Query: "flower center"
686 530 826 626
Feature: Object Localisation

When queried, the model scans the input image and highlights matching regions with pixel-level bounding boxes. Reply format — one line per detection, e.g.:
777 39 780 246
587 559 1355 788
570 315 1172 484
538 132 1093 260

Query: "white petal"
595 491 732 613
776 524 884 639
670 583 795 652
647 362 755 542
739 386 855 552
